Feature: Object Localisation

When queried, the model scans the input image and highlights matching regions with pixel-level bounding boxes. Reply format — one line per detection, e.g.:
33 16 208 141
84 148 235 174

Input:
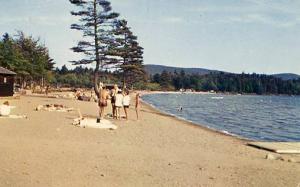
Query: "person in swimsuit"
135 92 140 120
98 85 109 119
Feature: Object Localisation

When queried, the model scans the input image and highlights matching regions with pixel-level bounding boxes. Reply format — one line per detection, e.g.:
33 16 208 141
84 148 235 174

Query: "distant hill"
272 73 300 80
145 64 300 80
144 64 221 75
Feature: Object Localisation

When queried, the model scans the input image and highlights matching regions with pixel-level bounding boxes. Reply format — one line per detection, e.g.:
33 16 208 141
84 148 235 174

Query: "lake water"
142 93 300 142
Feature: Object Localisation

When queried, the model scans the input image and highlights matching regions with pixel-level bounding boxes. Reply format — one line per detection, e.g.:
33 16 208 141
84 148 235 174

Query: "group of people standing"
98 84 140 121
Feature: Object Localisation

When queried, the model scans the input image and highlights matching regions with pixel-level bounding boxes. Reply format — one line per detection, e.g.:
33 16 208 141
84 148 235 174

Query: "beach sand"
0 94 299 187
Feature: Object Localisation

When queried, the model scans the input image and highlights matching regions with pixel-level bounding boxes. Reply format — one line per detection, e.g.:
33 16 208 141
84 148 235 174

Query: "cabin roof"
0 67 16 75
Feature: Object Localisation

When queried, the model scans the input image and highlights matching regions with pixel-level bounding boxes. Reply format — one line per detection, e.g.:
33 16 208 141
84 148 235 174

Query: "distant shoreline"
139 90 300 97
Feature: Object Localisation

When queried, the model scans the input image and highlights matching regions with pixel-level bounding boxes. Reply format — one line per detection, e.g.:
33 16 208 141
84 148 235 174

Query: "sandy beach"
0 94 299 187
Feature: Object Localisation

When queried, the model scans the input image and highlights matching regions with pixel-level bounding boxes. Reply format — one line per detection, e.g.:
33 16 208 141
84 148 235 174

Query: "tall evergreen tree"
113 20 144 88
60 65 69 74
69 0 120 96
160 70 173 90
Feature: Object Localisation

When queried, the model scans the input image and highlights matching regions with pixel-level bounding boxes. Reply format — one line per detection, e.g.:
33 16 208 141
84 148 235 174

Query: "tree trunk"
123 57 126 89
93 0 101 99
123 72 126 90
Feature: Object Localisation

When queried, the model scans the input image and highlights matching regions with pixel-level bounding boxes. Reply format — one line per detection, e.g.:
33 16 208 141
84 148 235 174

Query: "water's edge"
140 93 251 142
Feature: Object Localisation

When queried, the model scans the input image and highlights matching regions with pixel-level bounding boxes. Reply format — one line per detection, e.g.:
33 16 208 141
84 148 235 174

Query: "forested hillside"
149 70 300 95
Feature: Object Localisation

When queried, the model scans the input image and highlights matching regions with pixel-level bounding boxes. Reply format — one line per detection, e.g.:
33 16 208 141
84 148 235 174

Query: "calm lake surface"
142 93 300 142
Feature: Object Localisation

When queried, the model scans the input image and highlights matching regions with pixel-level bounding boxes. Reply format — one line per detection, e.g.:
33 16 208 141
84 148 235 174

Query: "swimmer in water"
178 106 183 112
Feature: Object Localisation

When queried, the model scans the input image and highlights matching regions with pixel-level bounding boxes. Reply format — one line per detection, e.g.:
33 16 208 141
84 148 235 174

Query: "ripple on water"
142 94 300 142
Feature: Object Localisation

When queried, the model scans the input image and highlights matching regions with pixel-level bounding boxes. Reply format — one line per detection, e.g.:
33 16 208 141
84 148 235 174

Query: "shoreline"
139 91 300 142
139 96 250 143
138 90 300 97
4 90 298 143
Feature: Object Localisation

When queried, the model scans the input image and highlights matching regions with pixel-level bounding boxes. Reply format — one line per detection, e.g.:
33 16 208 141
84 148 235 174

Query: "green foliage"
53 65 93 87
134 82 161 91
16 32 54 81
52 65 149 89
0 33 24 70
113 20 145 87
155 70 175 90
150 71 300 95
0 32 54 87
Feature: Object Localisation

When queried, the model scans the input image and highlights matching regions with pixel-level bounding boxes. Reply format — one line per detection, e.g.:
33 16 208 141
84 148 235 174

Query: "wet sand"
0 94 299 187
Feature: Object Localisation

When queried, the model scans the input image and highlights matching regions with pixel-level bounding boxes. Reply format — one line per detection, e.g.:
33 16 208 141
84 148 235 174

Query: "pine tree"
113 20 144 88
60 65 69 75
160 70 172 90
69 0 120 96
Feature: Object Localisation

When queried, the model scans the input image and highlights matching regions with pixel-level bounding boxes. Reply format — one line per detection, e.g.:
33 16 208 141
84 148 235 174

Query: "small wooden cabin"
0 67 16 97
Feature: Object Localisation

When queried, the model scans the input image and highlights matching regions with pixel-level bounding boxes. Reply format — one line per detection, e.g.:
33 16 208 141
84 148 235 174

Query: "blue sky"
0 0 300 74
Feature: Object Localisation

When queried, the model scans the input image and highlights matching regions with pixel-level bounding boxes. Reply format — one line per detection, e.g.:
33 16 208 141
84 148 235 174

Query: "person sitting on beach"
135 93 140 120
115 90 123 120
98 85 109 120
0 101 11 116
75 89 83 99
122 90 130 120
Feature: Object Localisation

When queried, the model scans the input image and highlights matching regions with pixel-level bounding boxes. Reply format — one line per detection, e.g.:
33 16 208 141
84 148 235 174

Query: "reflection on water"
142 93 300 142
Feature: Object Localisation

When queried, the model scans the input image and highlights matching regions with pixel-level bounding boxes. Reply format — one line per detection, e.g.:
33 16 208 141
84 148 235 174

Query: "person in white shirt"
122 90 130 120
0 101 11 116
115 90 124 120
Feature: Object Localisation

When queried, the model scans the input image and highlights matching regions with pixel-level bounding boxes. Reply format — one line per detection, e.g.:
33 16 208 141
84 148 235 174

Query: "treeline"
52 65 147 89
151 70 300 95
0 32 54 87
0 31 146 89
52 65 94 88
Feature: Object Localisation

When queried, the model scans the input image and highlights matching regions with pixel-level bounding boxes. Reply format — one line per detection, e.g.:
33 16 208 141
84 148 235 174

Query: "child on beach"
115 90 123 120
122 90 130 120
